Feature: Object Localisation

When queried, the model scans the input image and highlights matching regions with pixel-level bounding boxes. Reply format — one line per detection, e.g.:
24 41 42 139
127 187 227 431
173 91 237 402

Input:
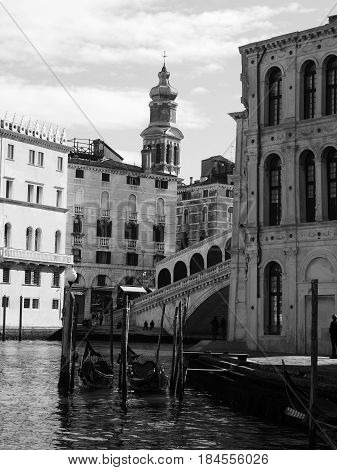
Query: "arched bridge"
131 259 231 336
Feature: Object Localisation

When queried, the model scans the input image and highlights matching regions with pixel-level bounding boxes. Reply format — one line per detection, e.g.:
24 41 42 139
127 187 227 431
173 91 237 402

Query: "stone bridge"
131 260 231 336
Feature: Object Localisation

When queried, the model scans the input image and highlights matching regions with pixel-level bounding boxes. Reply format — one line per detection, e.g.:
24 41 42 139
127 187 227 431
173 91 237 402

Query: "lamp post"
58 266 77 395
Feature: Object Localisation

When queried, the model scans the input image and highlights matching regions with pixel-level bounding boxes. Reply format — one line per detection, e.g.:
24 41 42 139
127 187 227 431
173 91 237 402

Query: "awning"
119 286 147 293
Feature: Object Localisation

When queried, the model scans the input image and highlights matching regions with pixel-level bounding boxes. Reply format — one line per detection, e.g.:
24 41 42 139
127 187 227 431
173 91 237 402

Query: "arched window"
190 253 204 275
327 147 337 220
265 262 282 335
55 231 61 254
128 194 136 213
268 68 282 126
34 228 41 251
269 156 282 226
26 226 33 250
303 61 316 119
299 151 316 222
183 208 189 225
326 56 337 115
101 191 110 210
155 143 161 163
202 206 208 223
73 217 82 234
166 144 170 164
174 146 178 166
207 245 223 268
4 223 11 247
157 198 164 216
173 261 187 282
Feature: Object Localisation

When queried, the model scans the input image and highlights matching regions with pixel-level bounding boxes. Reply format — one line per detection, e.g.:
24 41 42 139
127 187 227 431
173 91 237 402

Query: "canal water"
0 340 308 450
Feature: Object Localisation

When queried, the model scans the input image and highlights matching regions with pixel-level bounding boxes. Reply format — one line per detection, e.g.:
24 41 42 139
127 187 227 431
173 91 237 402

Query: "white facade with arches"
0 118 72 330
229 16 337 355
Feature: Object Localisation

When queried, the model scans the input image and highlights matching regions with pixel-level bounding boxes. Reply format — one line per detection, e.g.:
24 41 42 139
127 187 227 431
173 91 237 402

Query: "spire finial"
162 50 167 66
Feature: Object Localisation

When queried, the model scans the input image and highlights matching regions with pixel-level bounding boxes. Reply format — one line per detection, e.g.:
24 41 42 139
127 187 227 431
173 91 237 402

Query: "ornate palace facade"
229 16 337 355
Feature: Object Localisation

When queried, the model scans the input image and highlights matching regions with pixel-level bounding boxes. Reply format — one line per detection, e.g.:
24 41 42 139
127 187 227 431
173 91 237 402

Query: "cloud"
190 86 210 95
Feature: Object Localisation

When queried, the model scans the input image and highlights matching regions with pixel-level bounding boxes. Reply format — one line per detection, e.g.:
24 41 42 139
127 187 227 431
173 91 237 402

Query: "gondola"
78 341 114 389
126 346 169 393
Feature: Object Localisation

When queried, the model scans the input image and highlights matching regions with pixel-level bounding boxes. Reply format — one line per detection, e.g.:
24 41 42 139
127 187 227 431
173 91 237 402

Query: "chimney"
189 176 193 185
141 148 151 171
329 15 337 23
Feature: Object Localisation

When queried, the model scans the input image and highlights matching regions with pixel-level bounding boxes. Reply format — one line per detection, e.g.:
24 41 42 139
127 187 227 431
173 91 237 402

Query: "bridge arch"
173 261 188 282
158 268 171 289
189 253 205 275
207 245 223 268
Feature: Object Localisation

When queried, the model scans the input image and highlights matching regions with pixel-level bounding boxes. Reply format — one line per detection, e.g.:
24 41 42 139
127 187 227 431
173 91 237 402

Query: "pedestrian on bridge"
329 314 337 358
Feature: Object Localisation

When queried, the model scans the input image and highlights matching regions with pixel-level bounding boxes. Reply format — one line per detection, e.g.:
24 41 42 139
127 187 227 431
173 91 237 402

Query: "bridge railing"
132 260 231 312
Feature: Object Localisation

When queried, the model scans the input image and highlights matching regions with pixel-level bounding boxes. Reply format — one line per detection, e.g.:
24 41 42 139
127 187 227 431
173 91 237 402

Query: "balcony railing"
73 235 83 246
156 214 166 225
98 237 110 248
127 240 137 250
128 211 138 221
74 206 84 216
155 242 165 252
101 209 110 218
0 247 73 266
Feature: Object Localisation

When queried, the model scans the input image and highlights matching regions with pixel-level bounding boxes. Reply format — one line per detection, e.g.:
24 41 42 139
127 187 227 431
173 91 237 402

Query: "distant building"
176 156 234 250
229 16 337 355
0 117 72 331
66 63 182 324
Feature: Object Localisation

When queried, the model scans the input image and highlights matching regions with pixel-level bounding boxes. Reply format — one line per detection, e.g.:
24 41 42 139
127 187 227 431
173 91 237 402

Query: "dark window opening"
97 219 112 237
303 62 316 119
124 222 139 240
126 252 138 266
268 68 282 126
153 225 165 242
75 169 84 179
97 275 106 286
72 248 82 263
96 251 111 264
127 175 140 186
269 157 282 226
2 268 10 283
305 154 316 222
155 179 168 189
102 173 110 182
328 149 337 220
266 263 282 335
326 56 337 115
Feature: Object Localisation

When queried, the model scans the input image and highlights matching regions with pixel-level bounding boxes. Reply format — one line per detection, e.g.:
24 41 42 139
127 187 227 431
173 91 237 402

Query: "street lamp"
65 266 77 287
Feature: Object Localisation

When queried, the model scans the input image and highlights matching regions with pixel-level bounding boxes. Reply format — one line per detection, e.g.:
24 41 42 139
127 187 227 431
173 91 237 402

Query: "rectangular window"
2 268 10 283
155 179 168 189
29 150 35 165
127 175 140 186
33 270 40 286
126 252 138 266
25 270 32 285
36 186 43 204
24 298 30 309
203 190 209 198
56 189 62 207
52 299 59 310
37 152 44 167
72 248 82 262
102 173 110 182
27 184 34 202
7 144 14 160
5 180 13 199
75 169 84 179
182 192 191 200
52 272 60 287
32 298 39 309
57 157 63 172
96 251 111 264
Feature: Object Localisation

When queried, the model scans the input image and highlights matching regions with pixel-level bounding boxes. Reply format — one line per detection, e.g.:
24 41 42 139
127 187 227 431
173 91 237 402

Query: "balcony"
0 247 73 266
98 237 110 248
127 240 137 250
155 242 165 253
127 211 138 222
101 209 111 218
156 214 166 225
74 206 84 216
73 234 83 246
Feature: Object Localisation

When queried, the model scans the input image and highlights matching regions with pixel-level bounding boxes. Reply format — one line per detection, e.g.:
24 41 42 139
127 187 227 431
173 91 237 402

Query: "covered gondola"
126 347 169 393
78 341 114 389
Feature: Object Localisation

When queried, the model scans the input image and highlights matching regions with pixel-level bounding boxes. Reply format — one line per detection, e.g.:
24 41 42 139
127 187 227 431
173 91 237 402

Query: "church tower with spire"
141 59 184 175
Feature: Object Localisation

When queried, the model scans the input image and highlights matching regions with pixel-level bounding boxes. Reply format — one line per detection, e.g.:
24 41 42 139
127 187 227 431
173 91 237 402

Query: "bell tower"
141 57 184 175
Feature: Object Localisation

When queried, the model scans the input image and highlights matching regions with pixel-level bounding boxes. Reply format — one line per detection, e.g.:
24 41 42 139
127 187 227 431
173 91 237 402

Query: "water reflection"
0 341 309 450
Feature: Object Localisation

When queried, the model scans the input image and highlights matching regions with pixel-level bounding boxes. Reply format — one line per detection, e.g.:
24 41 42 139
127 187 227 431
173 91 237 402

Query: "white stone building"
0 117 72 331
229 16 337 355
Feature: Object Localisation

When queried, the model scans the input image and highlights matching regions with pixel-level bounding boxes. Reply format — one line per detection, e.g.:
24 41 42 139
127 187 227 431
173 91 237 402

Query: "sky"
0 0 335 182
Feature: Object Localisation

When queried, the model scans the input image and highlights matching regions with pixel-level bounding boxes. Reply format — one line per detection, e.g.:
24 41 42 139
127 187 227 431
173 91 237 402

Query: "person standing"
210 316 219 341
329 314 337 358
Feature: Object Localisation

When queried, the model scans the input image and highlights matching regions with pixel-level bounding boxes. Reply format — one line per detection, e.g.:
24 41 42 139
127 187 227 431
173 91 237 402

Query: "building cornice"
239 23 337 55
178 182 233 193
0 128 71 153
0 198 68 213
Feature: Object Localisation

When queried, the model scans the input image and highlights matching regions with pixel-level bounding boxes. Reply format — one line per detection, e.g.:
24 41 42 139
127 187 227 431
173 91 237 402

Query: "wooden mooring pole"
58 290 74 395
18 295 23 342
178 300 184 401
2 296 8 342
110 301 114 371
120 295 130 403
169 306 179 393
309 279 318 449
156 303 166 363
70 294 78 394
